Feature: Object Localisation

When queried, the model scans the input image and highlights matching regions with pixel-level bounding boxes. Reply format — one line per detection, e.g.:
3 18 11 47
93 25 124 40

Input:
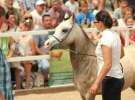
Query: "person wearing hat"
31 0 46 29
0 5 13 100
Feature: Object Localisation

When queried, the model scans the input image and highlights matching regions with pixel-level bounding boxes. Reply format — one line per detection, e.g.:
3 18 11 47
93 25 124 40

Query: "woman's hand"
89 82 99 95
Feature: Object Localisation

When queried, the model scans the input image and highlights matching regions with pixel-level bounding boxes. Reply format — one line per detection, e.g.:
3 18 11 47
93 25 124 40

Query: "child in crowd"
76 0 95 28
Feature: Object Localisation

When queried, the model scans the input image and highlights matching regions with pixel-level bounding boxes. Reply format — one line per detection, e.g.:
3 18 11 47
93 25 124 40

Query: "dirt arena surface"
15 88 135 100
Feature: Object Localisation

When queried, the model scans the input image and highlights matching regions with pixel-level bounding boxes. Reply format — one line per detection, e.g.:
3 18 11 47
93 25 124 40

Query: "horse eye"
62 29 68 33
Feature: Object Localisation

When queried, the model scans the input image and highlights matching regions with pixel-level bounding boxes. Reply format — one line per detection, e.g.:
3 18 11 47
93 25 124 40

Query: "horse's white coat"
45 14 135 100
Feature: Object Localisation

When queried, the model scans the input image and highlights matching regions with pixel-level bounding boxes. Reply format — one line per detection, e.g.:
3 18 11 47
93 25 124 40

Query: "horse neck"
70 24 96 57
69 24 98 83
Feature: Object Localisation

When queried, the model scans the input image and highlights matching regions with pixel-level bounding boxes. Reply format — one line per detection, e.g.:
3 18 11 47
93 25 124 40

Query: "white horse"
45 14 135 100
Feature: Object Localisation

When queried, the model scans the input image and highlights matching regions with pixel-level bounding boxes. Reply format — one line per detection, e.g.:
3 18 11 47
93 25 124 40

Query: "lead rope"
67 49 96 57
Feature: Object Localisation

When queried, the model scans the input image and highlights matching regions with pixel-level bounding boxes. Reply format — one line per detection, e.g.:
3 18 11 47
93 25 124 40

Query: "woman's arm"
121 46 125 58
30 39 43 55
89 45 112 95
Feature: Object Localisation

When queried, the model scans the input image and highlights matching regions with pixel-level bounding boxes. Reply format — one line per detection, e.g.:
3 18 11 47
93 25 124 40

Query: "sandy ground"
15 46 135 100
15 88 135 100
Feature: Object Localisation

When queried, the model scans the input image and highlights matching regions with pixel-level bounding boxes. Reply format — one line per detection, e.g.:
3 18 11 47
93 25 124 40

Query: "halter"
52 23 74 43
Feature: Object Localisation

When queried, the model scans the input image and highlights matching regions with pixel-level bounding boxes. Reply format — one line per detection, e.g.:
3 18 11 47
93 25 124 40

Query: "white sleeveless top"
18 35 33 56
95 29 123 79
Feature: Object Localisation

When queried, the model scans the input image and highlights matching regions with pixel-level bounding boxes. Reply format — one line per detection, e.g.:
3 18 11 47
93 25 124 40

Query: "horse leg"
79 91 95 100
85 92 95 100
131 83 135 91
80 95 85 100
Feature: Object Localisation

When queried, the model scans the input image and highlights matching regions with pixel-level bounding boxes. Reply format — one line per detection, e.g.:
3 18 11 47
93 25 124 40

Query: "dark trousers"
102 76 124 100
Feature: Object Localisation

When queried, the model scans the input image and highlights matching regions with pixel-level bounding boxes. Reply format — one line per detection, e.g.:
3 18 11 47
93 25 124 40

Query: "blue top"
33 28 50 54
75 9 95 26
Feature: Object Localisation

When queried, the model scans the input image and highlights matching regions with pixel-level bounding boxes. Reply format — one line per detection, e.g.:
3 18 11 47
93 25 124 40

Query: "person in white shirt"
89 10 124 100
31 0 46 29
65 0 79 14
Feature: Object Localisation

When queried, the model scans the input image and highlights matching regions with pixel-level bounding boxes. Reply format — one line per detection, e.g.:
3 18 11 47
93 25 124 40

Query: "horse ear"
64 12 71 20
64 12 75 21
68 14 75 24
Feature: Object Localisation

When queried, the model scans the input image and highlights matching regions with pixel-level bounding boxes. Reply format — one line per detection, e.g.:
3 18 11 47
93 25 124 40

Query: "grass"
49 49 73 73
48 49 73 86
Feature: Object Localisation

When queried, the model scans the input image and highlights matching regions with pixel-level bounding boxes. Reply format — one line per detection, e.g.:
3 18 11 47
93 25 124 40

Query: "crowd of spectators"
0 0 135 91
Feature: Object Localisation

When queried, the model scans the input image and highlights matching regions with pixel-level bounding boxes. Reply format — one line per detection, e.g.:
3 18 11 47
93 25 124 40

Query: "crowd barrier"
0 27 135 37
0 27 134 62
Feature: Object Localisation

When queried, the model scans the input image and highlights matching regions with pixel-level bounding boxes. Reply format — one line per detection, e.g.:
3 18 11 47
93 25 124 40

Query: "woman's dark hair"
0 6 5 17
5 11 15 19
42 13 51 21
95 10 113 28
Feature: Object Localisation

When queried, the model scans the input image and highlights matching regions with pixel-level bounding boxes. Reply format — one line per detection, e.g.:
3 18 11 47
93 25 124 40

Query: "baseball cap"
36 0 45 6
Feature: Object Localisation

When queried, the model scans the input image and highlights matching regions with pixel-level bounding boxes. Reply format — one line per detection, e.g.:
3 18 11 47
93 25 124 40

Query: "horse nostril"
44 41 50 48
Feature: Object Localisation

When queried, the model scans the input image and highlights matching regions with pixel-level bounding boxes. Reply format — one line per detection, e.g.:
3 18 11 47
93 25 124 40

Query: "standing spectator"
89 10 124 100
49 0 69 28
65 0 79 14
0 5 13 100
31 0 46 29
76 0 94 28
33 14 53 86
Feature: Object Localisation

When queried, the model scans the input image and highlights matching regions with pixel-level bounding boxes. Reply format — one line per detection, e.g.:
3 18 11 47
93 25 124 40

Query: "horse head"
45 13 76 49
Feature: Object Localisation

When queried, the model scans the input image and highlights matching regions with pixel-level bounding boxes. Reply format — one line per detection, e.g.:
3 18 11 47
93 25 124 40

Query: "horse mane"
80 26 90 40
64 12 96 47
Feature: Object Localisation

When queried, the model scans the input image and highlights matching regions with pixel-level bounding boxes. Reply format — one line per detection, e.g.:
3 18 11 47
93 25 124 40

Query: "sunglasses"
24 17 32 20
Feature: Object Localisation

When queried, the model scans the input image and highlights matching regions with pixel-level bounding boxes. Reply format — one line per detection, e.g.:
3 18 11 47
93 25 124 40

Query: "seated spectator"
126 17 135 44
33 13 53 86
18 0 37 11
98 0 119 11
113 0 129 19
90 0 99 16
6 11 17 32
49 0 70 28
65 0 79 14
112 17 118 26
31 0 46 29
117 7 134 46
5 11 24 89
4 0 21 25
17 18 41 89
75 0 95 28
129 29 135 44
